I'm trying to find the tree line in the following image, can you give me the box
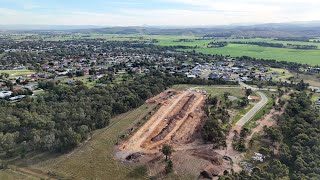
[207,41,228,48]
[231,41,318,49]
[0,71,236,158]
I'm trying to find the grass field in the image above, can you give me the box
[153,37,320,65]
[0,169,38,180]
[294,73,320,87]
[191,44,320,65]
[172,84,246,98]
[56,75,97,88]
[11,103,158,180]
[266,68,293,80]
[220,38,320,48]
[0,69,35,78]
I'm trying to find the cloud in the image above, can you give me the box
[0,0,319,26]
[0,8,18,16]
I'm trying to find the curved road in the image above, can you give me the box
[215,82,269,173]
[236,91,268,126]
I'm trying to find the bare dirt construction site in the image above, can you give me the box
[115,89,231,178]
[116,89,206,158]
[114,89,277,179]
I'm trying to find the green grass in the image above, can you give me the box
[56,75,97,88]
[220,38,320,48]
[0,169,38,180]
[156,39,208,47]
[0,69,35,78]
[154,36,320,65]
[293,73,320,87]
[244,92,275,129]
[311,95,319,102]
[172,84,246,98]
[266,68,294,81]
[190,44,320,65]
[33,90,45,95]
[21,103,158,180]
[232,104,255,125]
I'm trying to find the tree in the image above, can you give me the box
[264,160,289,179]
[162,144,172,160]
[5,80,13,90]
[207,95,218,106]
[245,88,253,97]
[0,73,9,79]
[76,70,85,77]
[223,92,231,101]
[165,160,173,174]
[237,97,249,107]
[201,116,226,147]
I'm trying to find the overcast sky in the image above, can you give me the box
[0,0,319,26]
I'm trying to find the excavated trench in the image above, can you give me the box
[151,94,196,142]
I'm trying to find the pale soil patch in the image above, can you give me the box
[212,104,284,175]
[117,90,207,159]
[246,109,280,141]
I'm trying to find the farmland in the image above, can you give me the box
[79,34,320,65]
[154,37,320,65]
[191,44,320,65]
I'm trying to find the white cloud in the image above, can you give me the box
[0,0,319,26]
[0,8,18,16]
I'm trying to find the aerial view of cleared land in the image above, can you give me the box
[1,29,320,179]
[1,0,320,179]
[1,28,320,179]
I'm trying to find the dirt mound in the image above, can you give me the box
[192,149,223,165]
[172,104,206,144]
[117,90,207,160]
[200,166,220,179]
[146,90,177,104]
[151,94,197,142]
[125,152,143,162]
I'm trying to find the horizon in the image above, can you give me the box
[1,0,320,26]
[1,20,320,31]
